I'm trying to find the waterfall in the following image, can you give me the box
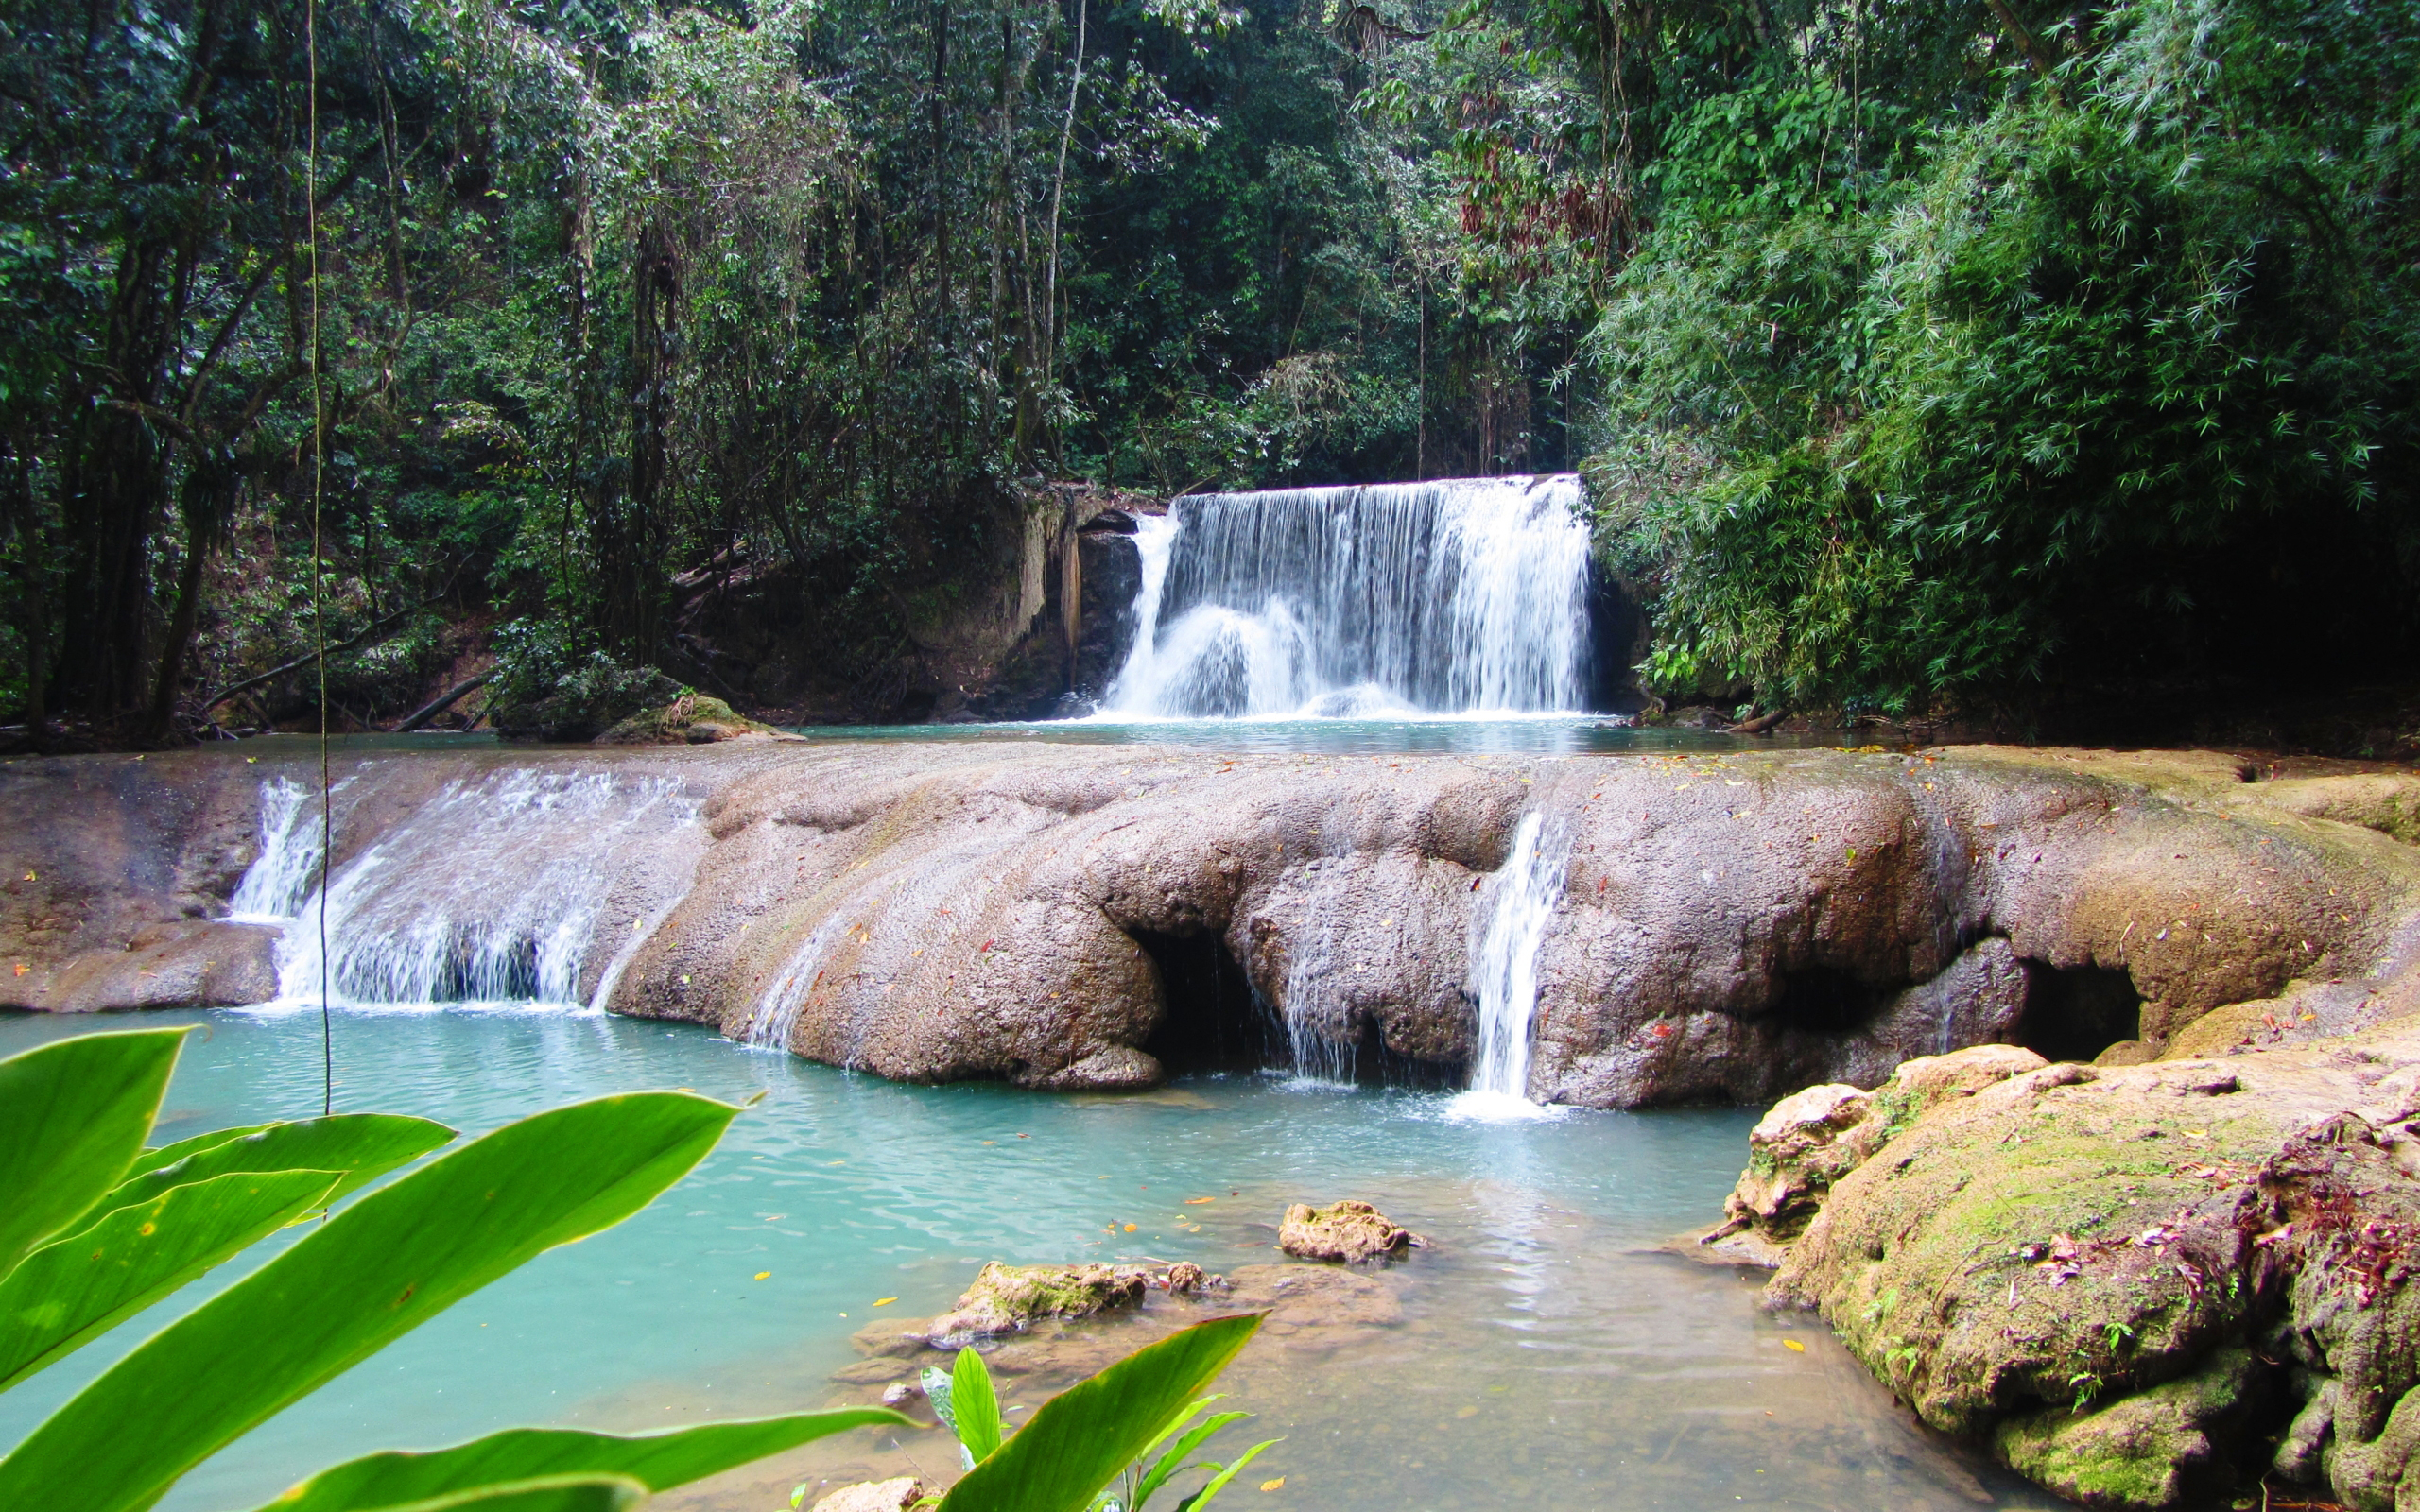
[268,769,699,1009]
[1101,475,1594,718]
[1455,813,1569,1116]
[226,777,330,922]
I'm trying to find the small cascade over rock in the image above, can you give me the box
[1454,812,1569,1116]
[1103,475,1595,718]
[237,768,700,1009]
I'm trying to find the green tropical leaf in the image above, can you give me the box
[376,1473,649,1512]
[113,1125,277,1189]
[1170,1438,1277,1512]
[0,1091,742,1512]
[252,1409,910,1512]
[0,1029,189,1276]
[1130,1410,1248,1509]
[99,1114,456,1212]
[951,1347,1004,1464]
[0,1168,340,1392]
[936,1314,1266,1512]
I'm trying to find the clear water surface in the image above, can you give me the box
[0,1008,2048,1512]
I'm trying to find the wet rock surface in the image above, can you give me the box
[807,1478,926,1512]
[1711,1029,2420,1510]
[7,740,2419,1110]
[924,1261,1151,1347]
[1279,1200,1423,1263]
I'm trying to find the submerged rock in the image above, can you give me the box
[810,1479,927,1512]
[925,1262,1149,1347]
[1715,1026,2420,1511]
[1279,1200,1422,1263]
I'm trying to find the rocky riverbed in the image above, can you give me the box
[7,741,2420,1108]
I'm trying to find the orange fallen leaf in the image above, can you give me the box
[1259,1479,1285,1493]
[1123,1223,1138,1232]
[1184,1196,1216,1205]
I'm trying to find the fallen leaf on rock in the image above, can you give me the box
[1784,1339,1806,1352]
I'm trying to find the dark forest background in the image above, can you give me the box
[1,0,2412,742]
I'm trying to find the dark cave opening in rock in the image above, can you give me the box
[1771,965,1894,1033]
[2016,961,2143,1063]
[1133,928,1281,1074]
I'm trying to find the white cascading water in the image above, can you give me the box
[225,776,329,921]
[1102,475,1594,718]
[1454,812,1569,1117]
[231,769,698,1009]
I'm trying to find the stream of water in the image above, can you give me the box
[0,1009,2052,1512]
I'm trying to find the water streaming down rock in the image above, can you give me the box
[225,777,329,922]
[1103,475,1595,717]
[254,769,700,1008]
[1280,853,1362,1084]
[1458,812,1569,1113]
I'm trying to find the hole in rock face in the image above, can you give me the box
[1133,929,1278,1074]
[2016,962,2142,1063]
[1770,966,1893,1033]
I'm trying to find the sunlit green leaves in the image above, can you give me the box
[938,1314,1265,1512]
[0,1168,340,1392]
[0,1030,189,1276]
[0,1091,740,1512]
[253,1410,909,1512]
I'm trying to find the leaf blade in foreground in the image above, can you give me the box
[0,1091,740,1512]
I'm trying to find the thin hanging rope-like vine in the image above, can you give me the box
[306,0,332,1119]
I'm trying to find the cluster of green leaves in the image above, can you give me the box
[0,1025,1284,1512]
[1559,0,2420,710]
[0,1027,905,1510]
[919,1331,1276,1512]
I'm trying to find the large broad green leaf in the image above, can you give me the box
[951,1347,1004,1464]
[378,1474,648,1512]
[0,1029,189,1276]
[98,1114,456,1212]
[0,1168,341,1392]
[114,1124,278,1188]
[937,1314,1266,1512]
[251,1409,910,1512]
[0,1091,742,1512]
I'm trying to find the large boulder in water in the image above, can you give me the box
[925,1262,1150,1348]
[1710,1022,2420,1511]
[1279,1200,1422,1263]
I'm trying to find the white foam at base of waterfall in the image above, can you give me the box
[1099,475,1594,719]
[1446,811,1570,1122]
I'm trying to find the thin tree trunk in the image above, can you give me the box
[1042,0,1087,408]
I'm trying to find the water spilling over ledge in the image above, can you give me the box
[6,741,2408,1112]
[1102,475,1598,719]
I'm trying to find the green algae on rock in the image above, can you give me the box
[1717,1031,2420,1510]
[925,1262,1151,1348]
[1278,1200,1423,1264]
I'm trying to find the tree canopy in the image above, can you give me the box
[0,0,2411,738]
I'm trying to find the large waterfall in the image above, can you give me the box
[1102,475,1595,718]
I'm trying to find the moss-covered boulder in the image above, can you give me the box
[595,692,787,745]
[1722,1026,2420,1511]
[1278,1199,1422,1263]
[924,1262,1148,1348]
[1994,1349,2263,1509]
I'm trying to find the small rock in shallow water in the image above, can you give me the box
[925,1261,1149,1347]
[811,1479,927,1512]
[1277,1200,1422,1263]
[880,1381,918,1406]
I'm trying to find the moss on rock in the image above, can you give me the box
[1994,1349,2259,1510]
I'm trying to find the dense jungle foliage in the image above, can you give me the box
[0,0,2411,737]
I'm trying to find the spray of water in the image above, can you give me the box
[1104,476,1593,718]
